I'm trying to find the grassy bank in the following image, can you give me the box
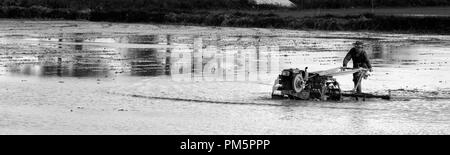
[161,11,450,34]
[1,0,450,34]
[242,7,450,18]
[290,0,450,9]
[0,0,259,10]
[1,6,449,34]
[2,0,450,10]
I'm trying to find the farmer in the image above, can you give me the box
[343,41,373,93]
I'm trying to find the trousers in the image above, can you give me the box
[353,72,362,93]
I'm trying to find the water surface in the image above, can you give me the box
[0,20,449,134]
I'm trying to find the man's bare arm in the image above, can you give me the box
[363,52,372,69]
[343,49,353,67]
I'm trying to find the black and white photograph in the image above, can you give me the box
[0,0,449,139]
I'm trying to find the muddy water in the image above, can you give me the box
[0,20,449,134]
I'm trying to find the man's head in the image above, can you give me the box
[353,41,364,49]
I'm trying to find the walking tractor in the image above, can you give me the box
[271,67,390,101]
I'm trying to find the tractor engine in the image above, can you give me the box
[274,68,342,101]
[277,68,306,92]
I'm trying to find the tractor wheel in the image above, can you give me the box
[332,82,342,101]
[320,84,329,101]
[292,74,305,93]
[323,82,342,101]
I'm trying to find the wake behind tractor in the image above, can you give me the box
[272,67,390,101]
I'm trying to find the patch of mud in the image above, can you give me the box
[2,20,450,102]
[388,89,450,100]
[109,77,276,106]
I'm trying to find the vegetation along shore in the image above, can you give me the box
[1,0,450,34]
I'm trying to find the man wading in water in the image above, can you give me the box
[343,41,373,93]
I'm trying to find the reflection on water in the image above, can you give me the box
[1,33,450,88]
[125,48,166,76]
[2,20,450,135]
[1,30,450,134]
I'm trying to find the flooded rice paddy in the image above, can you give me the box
[0,20,449,134]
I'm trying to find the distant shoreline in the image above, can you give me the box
[212,6,450,18]
[1,6,449,34]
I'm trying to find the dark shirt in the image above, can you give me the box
[343,47,372,69]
